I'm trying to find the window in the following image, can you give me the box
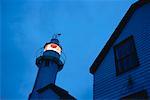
[114,36,139,75]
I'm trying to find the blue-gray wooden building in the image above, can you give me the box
[90,0,150,99]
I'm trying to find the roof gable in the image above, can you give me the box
[90,0,150,74]
[37,83,76,99]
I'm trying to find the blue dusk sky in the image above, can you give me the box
[1,0,137,99]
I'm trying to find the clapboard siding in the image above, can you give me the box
[94,3,150,99]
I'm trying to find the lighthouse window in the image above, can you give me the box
[44,43,62,55]
[114,36,139,75]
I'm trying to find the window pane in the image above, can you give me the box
[118,60,124,73]
[131,53,138,67]
[116,47,123,58]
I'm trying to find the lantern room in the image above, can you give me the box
[35,33,65,70]
[44,34,62,55]
[44,42,62,55]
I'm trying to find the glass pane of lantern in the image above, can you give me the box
[44,43,62,54]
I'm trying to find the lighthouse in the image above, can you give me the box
[29,34,76,100]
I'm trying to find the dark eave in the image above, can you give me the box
[90,0,150,74]
[37,83,76,100]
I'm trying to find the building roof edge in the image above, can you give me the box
[89,0,150,74]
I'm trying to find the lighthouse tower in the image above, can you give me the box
[29,34,75,100]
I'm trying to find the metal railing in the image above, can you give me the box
[35,47,66,65]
